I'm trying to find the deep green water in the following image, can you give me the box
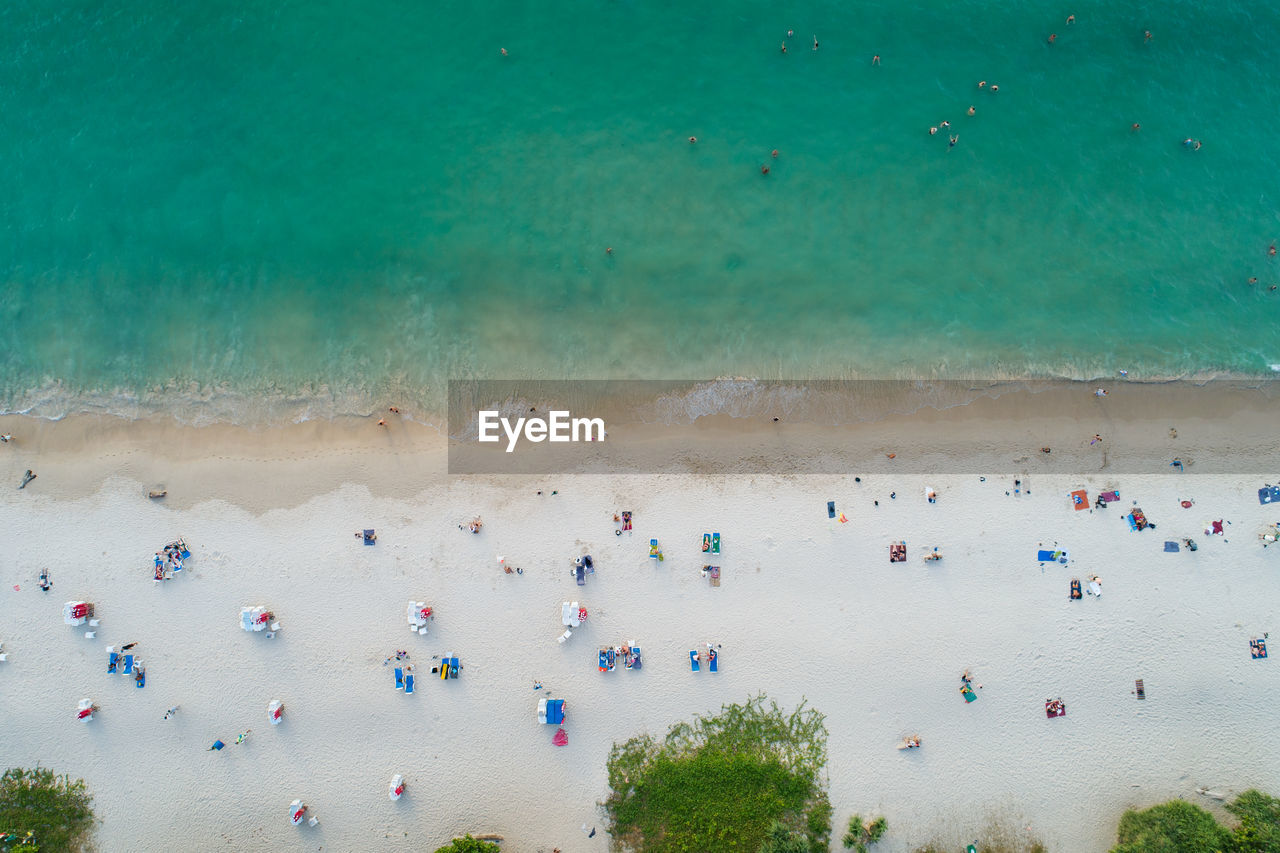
[3,1,1279,422]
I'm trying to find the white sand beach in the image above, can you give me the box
[2,393,1279,851]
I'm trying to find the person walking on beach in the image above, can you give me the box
[163,706,179,720]
[1091,434,1102,445]
[0,434,11,443]
[18,470,35,489]
[236,729,252,744]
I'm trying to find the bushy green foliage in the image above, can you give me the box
[758,820,812,853]
[432,835,501,853]
[843,814,887,851]
[1111,799,1233,853]
[0,767,95,853]
[1226,790,1280,853]
[604,695,830,853]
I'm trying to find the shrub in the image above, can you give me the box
[1226,790,1280,853]
[0,767,96,853]
[1111,799,1232,853]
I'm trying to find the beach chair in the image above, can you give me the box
[1251,639,1268,659]
[447,656,460,679]
[711,532,721,554]
[404,673,414,694]
[708,565,721,587]
[1135,679,1145,699]
[689,650,700,672]
[1070,489,1088,510]
[708,650,718,673]
[123,654,134,674]
[134,663,145,688]
[107,650,119,673]
[1070,579,1082,600]
[394,667,404,689]
[701,533,711,552]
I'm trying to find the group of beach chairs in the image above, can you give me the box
[106,646,145,688]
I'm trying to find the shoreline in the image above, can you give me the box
[3,380,1279,512]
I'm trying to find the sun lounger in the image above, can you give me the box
[135,662,145,688]
[690,649,700,671]
[575,564,585,584]
[711,532,721,554]
[540,697,565,725]
[828,500,836,519]
[1135,679,1145,699]
[1070,489,1088,510]
[1164,540,1180,552]
[1037,549,1068,564]
[598,649,608,671]
[558,629,572,643]
[1259,486,1280,505]
[708,650,718,673]
[123,654,134,674]
[447,656,460,679]
[1045,698,1066,718]
[606,648,616,671]
[701,533,711,552]
[394,667,404,689]
[404,673,414,693]
[1070,579,1082,600]
[108,651,119,673]
[1252,639,1268,659]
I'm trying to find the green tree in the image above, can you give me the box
[1111,799,1232,853]
[432,835,501,853]
[0,767,95,853]
[604,694,831,853]
[1226,789,1280,853]
[844,814,887,851]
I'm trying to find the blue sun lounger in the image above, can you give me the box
[394,667,404,689]
[441,656,459,679]
[107,650,119,673]
[123,654,134,674]
[542,698,565,725]
[690,650,700,671]
[135,664,145,688]
[708,650,718,673]
[404,673,415,693]
[598,649,608,671]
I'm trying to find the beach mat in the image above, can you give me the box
[827,500,836,519]
[1164,541,1180,552]
[1260,486,1280,505]
[1070,489,1088,510]
[1135,679,1145,699]
[1037,549,1068,564]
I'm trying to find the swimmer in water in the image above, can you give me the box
[949,135,958,148]
[813,35,819,50]
[689,136,697,144]
[1067,14,1075,24]
[1144,30,1152,42]
[761,164,769,175]
[780,42,786,53]
[1131,123,1140,131]
[771,149,778,158]
[872,55,880,65]
[940,120,950,129]
[967,106,975,116]
[978,80,987,88]
[787,29,794,38]
[929,126,938,135]
[1048,33,1056,44]
[990,84,999,93]
[1270,244,1277,256]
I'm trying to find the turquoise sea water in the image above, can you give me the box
[3,1,1280,422]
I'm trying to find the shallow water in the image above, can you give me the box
[3,1,1280,422]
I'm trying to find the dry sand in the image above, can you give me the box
[1,387,1279,851]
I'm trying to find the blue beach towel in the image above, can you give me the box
[107,651,119,673]
[1037,550,1068,564]
[827,501,836,519]
[123,654,134,674]
[1259,486,1280,505]
[708,651,718,673]
[690,650,700,672]
[404,673,414,693]
[394,667,404,689]
[1164,541,1180,552]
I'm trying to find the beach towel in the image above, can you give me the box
[395,667,404,689]
[107,651,119,673]
[1252,639,1268,659]
[650,539,661,559]
[1099,490,1120,502]
[1211,520,1224,535]
[606,648,615,671]
[1259,486,1280,505]
[210,740,225,751]
[1164,541,1180,552]
[690,650,700,672]
[827,500,836,519]
[599,649,609,671]
[709,565,721,587]
[1071,489,1088,510]
[622,511,632,530]
[1070,579,1082,600]
[712,532,721,554]
[961,684,976,702]
[1045,699,1066,718]
[1037,549,1068,564]
[1135,679,1145,699]
[404,673,414,693]
[363,529,376,545]
[890,543,907,563]
[630,645,642,670]
[553,727,568,747]
[123,654,134,674]
[701,533,711,552]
